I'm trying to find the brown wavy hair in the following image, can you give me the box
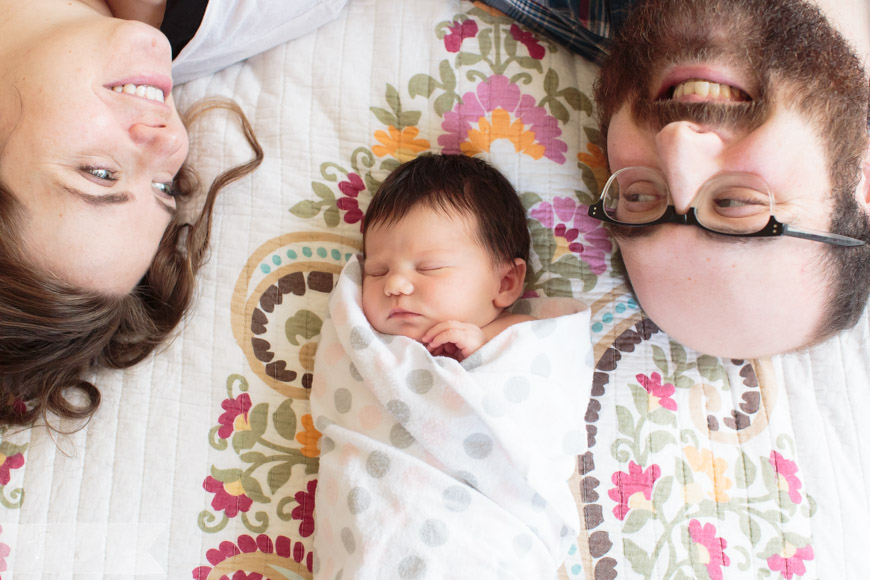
[0,98,263,427]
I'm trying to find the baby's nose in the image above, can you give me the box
[384,274,413,296]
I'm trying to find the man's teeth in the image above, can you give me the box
[111,83,165,103]
[672,80,749,101]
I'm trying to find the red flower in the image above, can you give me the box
[768,543,814,579]
[0,453,24,486]
[203,475,253,518]
[608,461,661,520]
[193,534,313,579]
[637,372,678,411]
[688,520,730,580]
[291,479,317,537]
[217,393,253,440]
[509,24,545,59]
[444,18,479,53]
[0,524,10,576]
[336,173,365,225]
[769,451,803,504]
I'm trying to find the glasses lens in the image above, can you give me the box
[696,173,772,234]
[602,167,668,224]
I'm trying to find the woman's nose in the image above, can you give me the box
[655,121,725,214]
[384,273,413,296]
[129,122,188,159]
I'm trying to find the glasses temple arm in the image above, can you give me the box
[782,224,866,247]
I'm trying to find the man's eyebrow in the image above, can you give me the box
[59,183,176,217]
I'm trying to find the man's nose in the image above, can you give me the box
[655,121,725,214]
[384,273,413,296]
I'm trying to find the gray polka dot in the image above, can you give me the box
[420,519,449,547]
[366,451,391,479]
[347,487,371,514]
[387,400,411,423]
[531,493,547,510]
[513,533,533,556]
[350,326,373,350]
[319,436,335,456]
[334,388,352,413]
[390,424,415,449]
[349,362,363,381]
[442,485,471,512]
[482,393,507,417]
[341,527,356,554]
[406,369,434,394]
[532,318,557,338]
[314,416,334,432]
[512,299,532,315]
[455,471,479,489]
[560,524,575,538]
[503,376,530,403]
[463,433,493,459]
[345,260,362,281]
[398,555,426,580]
[461,351,482,370]
[530,353,551,377]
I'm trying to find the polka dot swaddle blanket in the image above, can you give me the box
[310,257,593,579]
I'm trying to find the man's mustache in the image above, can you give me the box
[631,98,769,134]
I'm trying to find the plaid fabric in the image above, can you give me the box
[478,0,635,64]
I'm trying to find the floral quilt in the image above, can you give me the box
[1,1,868,579]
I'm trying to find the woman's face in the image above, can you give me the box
[0,7,189,294]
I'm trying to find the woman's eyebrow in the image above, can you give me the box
[59,182,176,216]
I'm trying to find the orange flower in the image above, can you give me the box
[296,414,322,458]
[683,446,733,502]
[461,108,545,159]
[578,143,610,193]
[472,1,505,16]
[372,126,430,162]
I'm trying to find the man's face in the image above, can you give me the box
[596,0,868,358]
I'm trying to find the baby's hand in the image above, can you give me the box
[421,321,485,362]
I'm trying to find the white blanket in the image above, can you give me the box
[310,257,593,580]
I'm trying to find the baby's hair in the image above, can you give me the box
[362,154,530,266]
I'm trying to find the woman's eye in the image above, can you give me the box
[153,181,177,197]
[81,166,117,182]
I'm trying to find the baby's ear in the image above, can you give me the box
[494,258,527,308]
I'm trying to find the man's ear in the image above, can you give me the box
[494,258,527,308]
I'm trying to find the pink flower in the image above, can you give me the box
[217,393,253,440]
[688,520,730,580]
[292,479,317,537]
[438,75,567,163]
[768,544,814,579]
[444,19,478,53]
[336,173,366,225]
[529,196,612,274]
[608,461,661,520]
[203,475,253,518]
[769,451,803,504]
[636,372,678,411]
[509,24,545,59]
[0,453,24,486]
[0,524,10,575]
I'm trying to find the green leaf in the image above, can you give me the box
[543,68,559,96]
[583,126,602,148]
[249,402,269,437]
[370,106,398,128]
[652,475,673,513]
[616,405,635,438]
[734,449,757,488]
[519,191,543,211]
[648,406,677,426]
[542,276,573,297]
[622,538,654,575]
[629,383,650,418]
[514,56,543,73]
[211,466,243,483]
[267,461,295,495]
[438,59,456,91]
[241,473,268,503]
[529,220,555,263]
[397,110,422,128]
[696,354,727,383]
[311,181,336,202]
[503,32,517,57]
[273,398,298,441]
[579,164,599,198]
[289,199,322,219]
[652,345,669,376]
[478,28,493,57]
[548,254,582,279]
[456,52,484,67]
[240,451,266,465]
[324,206,340,228]
[669,341,688,373]
[548,98,570,125]
[232,430,258,453]
[434,92,458,117]
[674,458,693,485]
[648,430,676,453]
[285,310,323,346]
[561,87,594,116]
[408,74,438,99]
[385,84,400,114]
[622,508,652,534]
[0,440,27,457]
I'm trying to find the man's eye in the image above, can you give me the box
[81,166,117,182]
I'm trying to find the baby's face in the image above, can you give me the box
[362,205,507,341]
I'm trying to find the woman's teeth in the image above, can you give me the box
[672,79,749,101]
[111,83,166,103]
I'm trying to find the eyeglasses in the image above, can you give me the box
[587,166,865,247]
